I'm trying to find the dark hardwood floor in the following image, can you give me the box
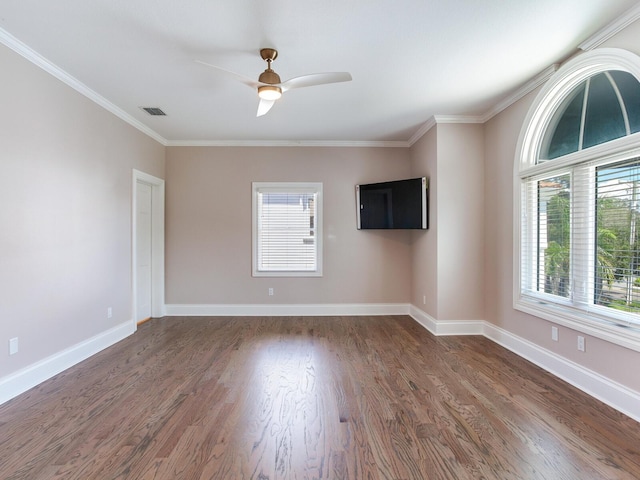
[1,316,639,479]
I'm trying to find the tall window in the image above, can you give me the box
[252,182,322,277]
[517,49,640,349]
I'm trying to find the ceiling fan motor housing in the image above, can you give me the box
[258,69,281,85]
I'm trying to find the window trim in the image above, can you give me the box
[251,181,323,278]
[514,48,640,352]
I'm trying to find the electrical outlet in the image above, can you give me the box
[423,295,426,305]
[9,337,18,355]
[268,288,274,296]
[577,335,585,352]
[107,307,113,319]
[551,326,558,342]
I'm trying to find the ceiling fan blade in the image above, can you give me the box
[195,60,260,89]
[257,98,276,117]
[280,72,352,92]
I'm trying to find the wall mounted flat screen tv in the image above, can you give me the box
[356,177,428,229]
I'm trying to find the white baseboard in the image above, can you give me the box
[409,305,640,423]
[482,322,640,424]
[164,303,411,317]
[0,321,135,406]
[409,305,485,335]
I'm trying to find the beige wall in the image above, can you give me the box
[0,44,165,379]
[165,146,413,305]
[409,124,485,321]
[435,123,485,320]
[483,90,534,334]
[482,34,640,391]
[409,128,438,316]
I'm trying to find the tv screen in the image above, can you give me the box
[356,177,428,229]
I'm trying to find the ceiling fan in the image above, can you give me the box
[197,48,352,117]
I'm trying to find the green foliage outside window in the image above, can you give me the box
[543,183,640,312]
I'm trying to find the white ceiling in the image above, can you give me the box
[1,0,639,145]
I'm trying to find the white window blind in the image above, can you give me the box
[521,157,640,329]
[593,158,640,317]
[521,173,572,302]
[252,182,322,277]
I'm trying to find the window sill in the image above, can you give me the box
[514,296,640,353]
[252,270,323,278]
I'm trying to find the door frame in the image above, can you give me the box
[132,169,165,327]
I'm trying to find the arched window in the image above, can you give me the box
[516,49,640,350]
[541,71,640,160]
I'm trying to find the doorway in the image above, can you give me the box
[132,170,165,326]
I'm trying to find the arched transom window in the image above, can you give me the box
[516,49,640,350]
[541,71,640,160]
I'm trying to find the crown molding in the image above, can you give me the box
[165,139,409,148]
[579,3,640,51]
[0,27,168,146]
[408,115,485,147]
[408,64,559,146]
[481,64,559,122]
[433,114,485,124]
[407,114,484,147]
[407,117,437,146]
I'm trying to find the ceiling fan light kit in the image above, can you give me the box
[258,85,282,100]
[198,47,352,116]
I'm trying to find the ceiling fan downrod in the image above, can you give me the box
[259,48,281,85]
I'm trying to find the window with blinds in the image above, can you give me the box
[595,159,640,315]
[518,61,640,338]
[252,182,322,277]
[522,159,640,327]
